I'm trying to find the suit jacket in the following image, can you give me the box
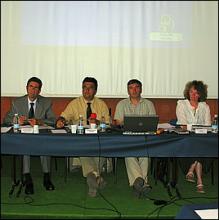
[3,95,56,126]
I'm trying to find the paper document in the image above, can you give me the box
[158,123,175,129]
[20,125,54,130]
[1,127,12,133]
[39,125,55,130]
[195,209,218,219]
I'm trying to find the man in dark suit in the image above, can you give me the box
[3,77,56,194]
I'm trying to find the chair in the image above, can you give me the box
[105,158,117,183]
[204,158,216,185]
[52,156,70,183]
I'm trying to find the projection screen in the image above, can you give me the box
[1,1,218,98]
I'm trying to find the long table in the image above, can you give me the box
[2,131,218,196]
[1,132,218,157]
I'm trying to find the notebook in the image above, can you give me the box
[123,115,159,134]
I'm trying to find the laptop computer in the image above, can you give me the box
[123,115,159,134]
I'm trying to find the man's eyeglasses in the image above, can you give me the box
[82,86,95,91]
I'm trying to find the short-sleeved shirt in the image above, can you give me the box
[176,99,211,125]
[114,97,156,124]
[61,96,109,125]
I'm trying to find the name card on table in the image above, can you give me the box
[21,127,34,133]
[194,128,208,134]
[85,129,98,134]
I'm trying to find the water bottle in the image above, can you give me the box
[99,116,106,132]
[212,114,218,133]
[77,115,84,134]
[13,113,20,133]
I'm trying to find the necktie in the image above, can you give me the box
[28,103,35,119]
[86,103,92,125]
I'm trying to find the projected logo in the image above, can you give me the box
[150,15,183,42]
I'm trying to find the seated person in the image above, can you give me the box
[3,77,56,194]
[114,79,155,198]
[176,80,212,193]
[56,77,110,197]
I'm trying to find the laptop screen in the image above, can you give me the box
[123,115,159,132]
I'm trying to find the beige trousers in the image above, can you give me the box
[70,157,81,167]
[125,157,150,186]
[80,157,106,177]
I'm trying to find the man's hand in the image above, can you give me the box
[18,115,28,125]
[56,118,65,128]
[28,118,37,126]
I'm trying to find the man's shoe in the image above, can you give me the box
[24,173,34,195]
[97,176,107,189]
[133,177,151,198]
[43,173,55,191]
[133,177,144,190]
[141,184,152,198]
[25,182,34,194]
[133,177,144,198]
[87,172,98,197]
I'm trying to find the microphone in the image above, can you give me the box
[12,102,20,117]
[109,108,114,126]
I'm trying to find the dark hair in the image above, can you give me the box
[26,77,42,90]
[127,79,142,88]
[82,77,98,90]
[183,80,208,102]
